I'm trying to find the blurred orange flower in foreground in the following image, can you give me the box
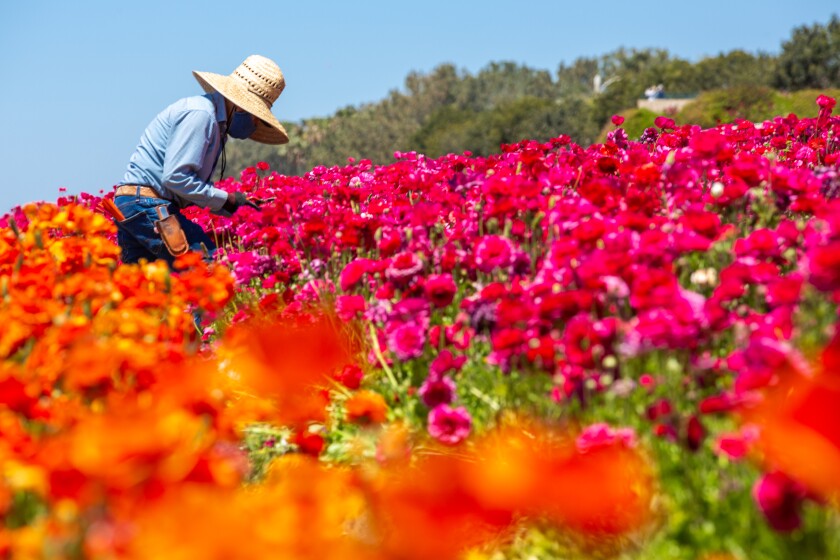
[368,421,655,560]
[221,312,352,427]
[115,455,374,560]
[744,338,840,504]
[345,390,389,425]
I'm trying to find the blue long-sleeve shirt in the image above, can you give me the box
[121,91,230,211]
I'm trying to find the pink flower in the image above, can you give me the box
[336,294,366,321]
[714,427,758,460]
[429,350,467,377]
[227,251,276,284]
[386,321,426,361]
[427,404,471,445]
[611,115,625,126]
[474,235,513,273]
[753,472,808,532]
[385,251,424,287]
[654,116,675,130]
[418,374,456,408]
[339,259,371,292]
[576,423,637,453]
[816,94,836,111]
[424,273,457,308]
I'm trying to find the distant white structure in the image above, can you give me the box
[639,83,694,111]
[593,74,620,94]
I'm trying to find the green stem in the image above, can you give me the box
[369,324,399,392]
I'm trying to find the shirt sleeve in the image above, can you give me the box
[162,110,229,211]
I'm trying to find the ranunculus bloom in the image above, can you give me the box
[345,390,389,425]
[339,258,371,292]
[474,235,513,273]
[429,350,467,377]
[418,374,456,408]
[816,94,836,110]
[654,116,675,130]
[386,321,426,361]
[576,423,637,453]
[385,251,424,287]
[753,471,807,532]
[611,115,625,126]
[335,294,366,321]
[424,273,457,308]
[427,404,471,445]
[333,364,364,390]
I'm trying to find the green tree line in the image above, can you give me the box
[222,15,840,178]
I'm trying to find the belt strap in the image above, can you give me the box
[115,185,164,199]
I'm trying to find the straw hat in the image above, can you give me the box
[193,55,289,145]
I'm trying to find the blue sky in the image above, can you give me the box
[0,0,837,212]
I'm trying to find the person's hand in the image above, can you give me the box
[223,192,261,214]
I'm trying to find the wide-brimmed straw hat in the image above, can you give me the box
[193,55,289,145]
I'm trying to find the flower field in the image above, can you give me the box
[1,95,840,559]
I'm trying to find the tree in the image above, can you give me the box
[694,50,775,90]
[774,15,840,90]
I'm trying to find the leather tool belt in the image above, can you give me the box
[115,185,164,198]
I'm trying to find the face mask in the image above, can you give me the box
[228,110,257,139]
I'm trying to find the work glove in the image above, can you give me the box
[222,192,261,215]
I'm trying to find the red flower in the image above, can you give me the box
[292,430,325,457]
[685,415,705,452]
[654,116,675,130]
[424,274,457,308]
[333,364,364,390]
[339,258,370,292]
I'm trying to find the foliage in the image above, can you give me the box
[677,87,840,128]
[677,86,777,128]
[774,15,840,90]
[414,95,598,157]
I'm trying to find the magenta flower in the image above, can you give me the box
[386,321,426,361]
[816,94,836,110]
[753,471,808,532]
[418,374,457,408]
[474,235,513,273]
[226,250,276,285]
[427,404,471,445]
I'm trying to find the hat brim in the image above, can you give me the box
[193,71,289,145]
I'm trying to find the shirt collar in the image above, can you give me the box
[208,91,227,124]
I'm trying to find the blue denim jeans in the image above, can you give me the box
[114,195,216,266]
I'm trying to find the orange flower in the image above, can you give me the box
[222,313,351,426]
[366,421,655,560]
[743,369,840,503]
[345,390,389,425]
[116,457,374,560]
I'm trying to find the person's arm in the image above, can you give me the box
[161,110,229,211]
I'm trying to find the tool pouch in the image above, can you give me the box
[154,206,189,256]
